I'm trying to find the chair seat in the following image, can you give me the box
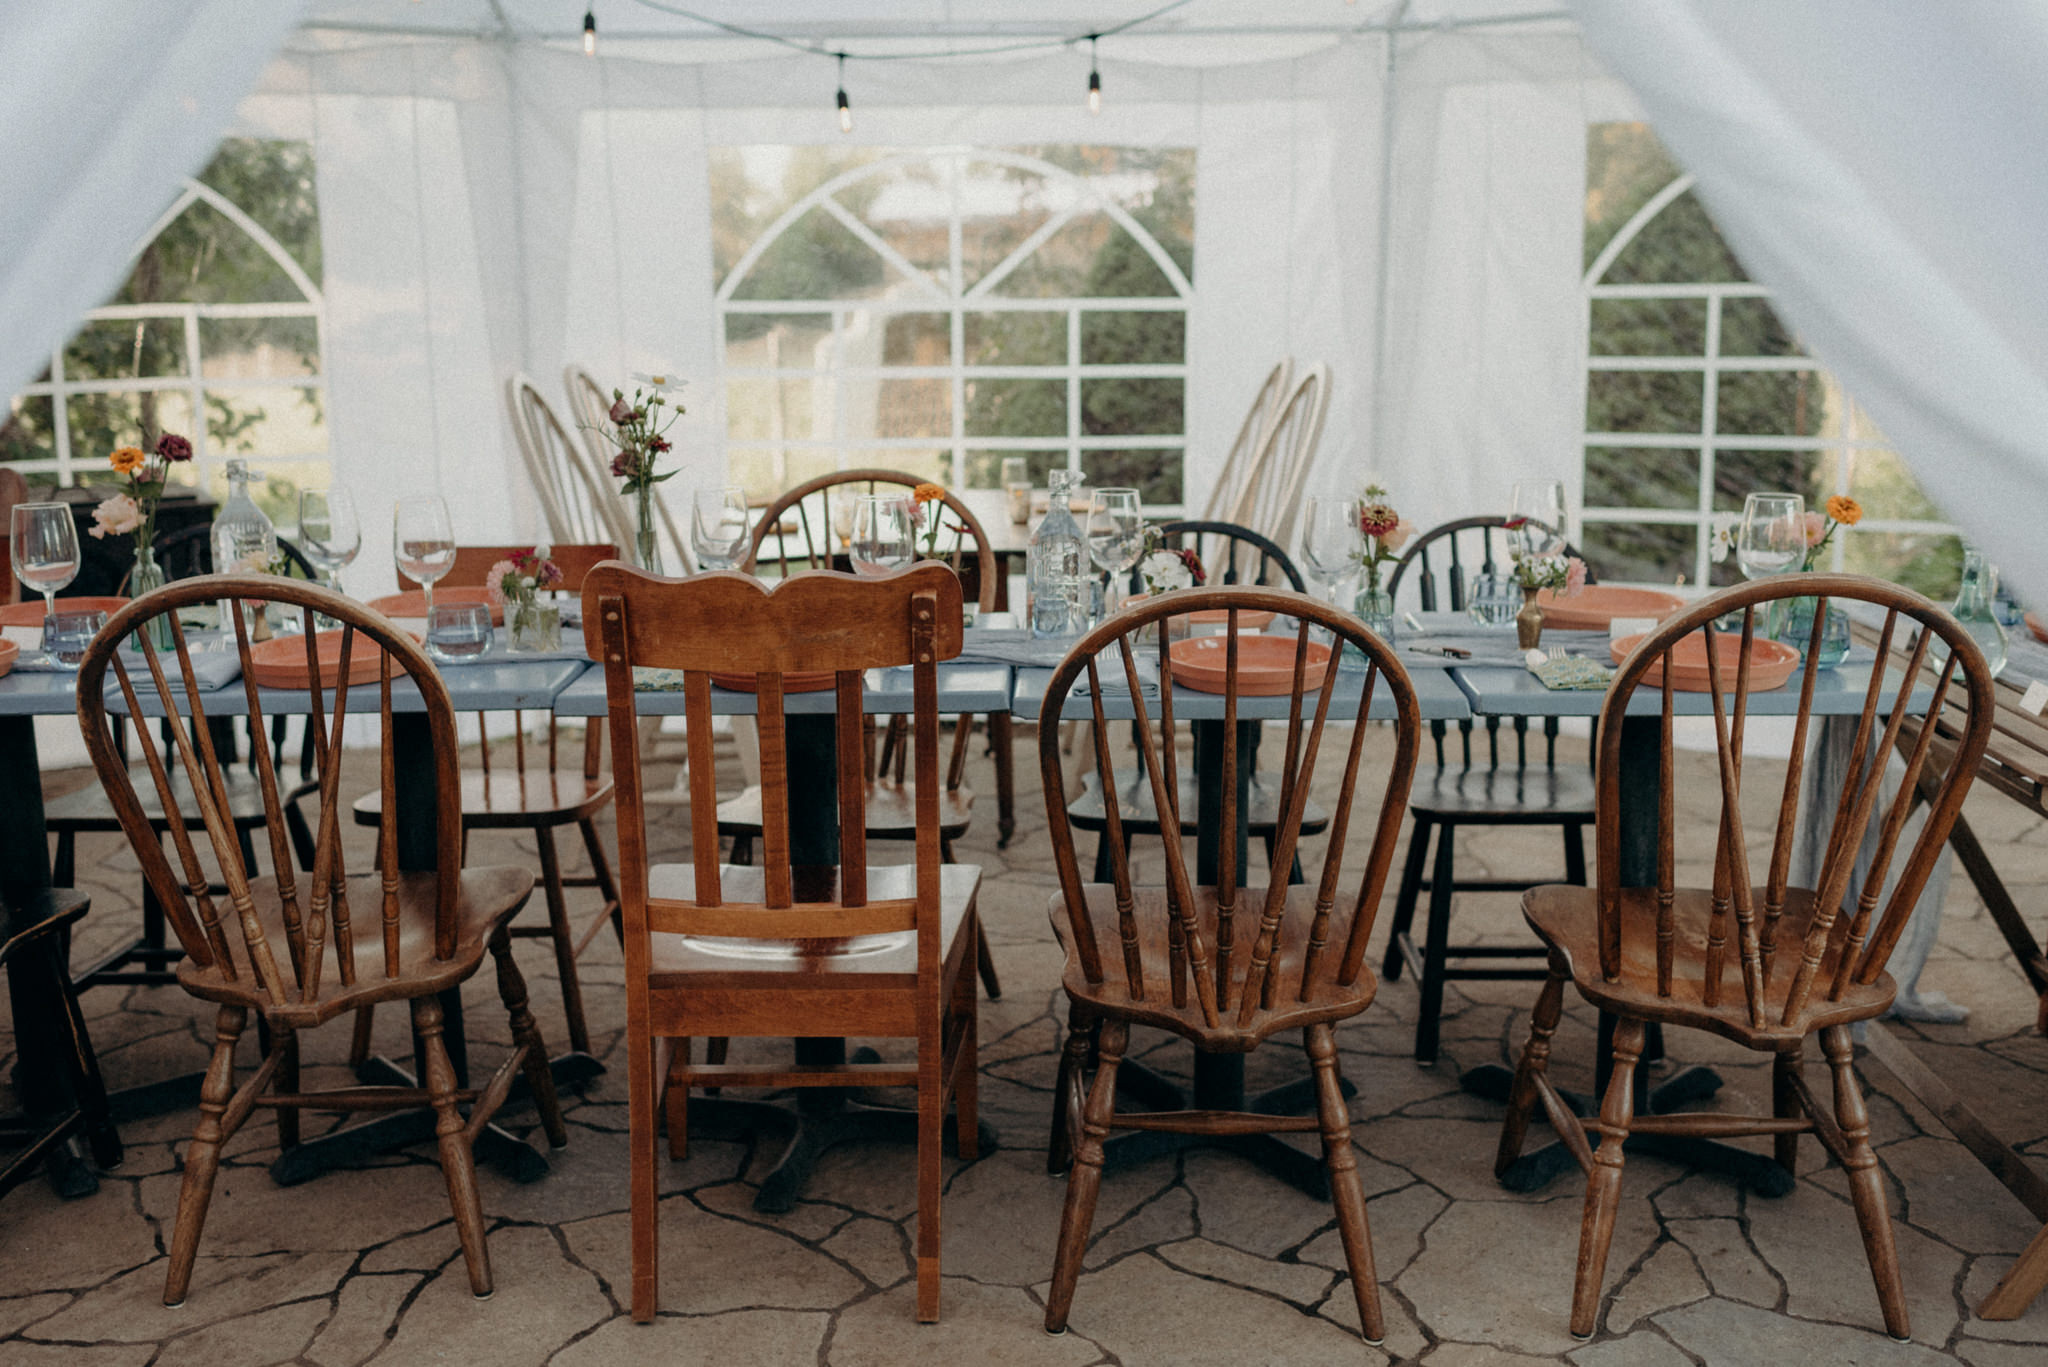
[1522,883,1897,1048]
[1050,884,1376,1051]
[1067,767,1329,837]
[354,766,614,828]
[47,767,273,832]
[175,866,536,1027]
[716,782,974,841]
[0,887,91,966]
[1408,763,1595,821]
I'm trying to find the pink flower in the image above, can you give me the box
[1564,557,1588,597]
[483,559,519,604]
[1383,519,1417,553]
[1801,510,1828,547]
[88,493,142,539]
[608,397,631,423]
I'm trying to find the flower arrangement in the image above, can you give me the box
[1800,495,1862,569]
[585,373,685,572]
[89,432,192,557]
[1508,551,1588,596]
[486,545,566,650]
[1136,527,1206,595]
[908,482,966,560]
[1354,485,1415,596]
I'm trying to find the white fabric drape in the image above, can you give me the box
[0,0,307,397]
[1571,0,2048,601]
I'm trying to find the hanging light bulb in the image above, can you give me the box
[1087,37,1102,115]
[583,7,596,56]
[836,54,853,134]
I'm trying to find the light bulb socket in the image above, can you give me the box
[1087,67,1102,114]
[835,54,852,133]
[582,8,595,56]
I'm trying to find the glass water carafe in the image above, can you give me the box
[213,459,278,638]
[1951,548,2008,679]
[1027,469,1087,639]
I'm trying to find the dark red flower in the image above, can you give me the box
[1175,547,1206,586]
[610,449,640,479]
[608,397,631,423]
[155,432,193,462]
[648,434,671,454]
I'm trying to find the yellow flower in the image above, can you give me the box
[1825,495,1862,526]
[109,446,145,475]
[912,482,945,504]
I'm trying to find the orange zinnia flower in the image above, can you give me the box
[1825,495,1863,526]
[109,446,145,475]
[912,482,945,504]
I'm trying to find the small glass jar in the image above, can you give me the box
[509,600,562,653]
[1774,594,1851,669]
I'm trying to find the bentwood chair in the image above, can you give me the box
[348,544,622,1062]
[1197,359,1292,526]
[1379,514,1598,1064]
[509,373,627,549]
[1223,363,1331,551]
[1493,574,1995,1341]
[584,562,982,1324]
[1039,588,1421,1343]
[76,576,565,1305]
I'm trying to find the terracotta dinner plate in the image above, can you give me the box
[1536,585,1684,632]
[1185,607,1278,630]
[1167,634,1334,696]
[707,670,839,693]
[1610,631,1799,693]
[368,587,503,626]
[0,596,128,628]
[247,630,416,690]
[2025,610,2048,646]
[0,638,17,680]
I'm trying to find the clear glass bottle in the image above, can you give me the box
[1027,468,1087,639]
[212,459,277,575]
[1951,548,2008,679]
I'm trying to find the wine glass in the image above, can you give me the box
[1737,492,1806,579]
[1086,487,1144,617]
[1299,497,1364,606]
[298,487,361,593]
[1509,480,1568,558]
[848,495,914,576]
[393,496,456,615]
[691,486,750,571]
[11,502,80,628]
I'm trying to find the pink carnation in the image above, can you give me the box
[88,493,142,539]
[1564,557,1587,597]
[483,559,519,604]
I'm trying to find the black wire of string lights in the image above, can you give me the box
[596,0,1202,126]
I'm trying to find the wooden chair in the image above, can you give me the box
[584,562,982,1323]
[509,373,628,549]
[1224,363,1330,552]
[1038,589,1421,1343]
[1493,574,1996,1341]
[1379,514,1599,1064]
[1197,359,1292,525]
[563,364,693,573]
[0,889,122,1199]
[349,543,622,1063]
[76,576,566,1305]
[0,467,29,601]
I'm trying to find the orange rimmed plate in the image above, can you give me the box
[0,595,127,628]
[1610,632,1799,693]
[1537,585,1684,632]
[2025,611,2048,646]
[368,587,503,626]
[1167,634,1334,696]
[247,630,416,690]
[707,670,838,694]
[0,638,17,679]
[1186,607,1278,630]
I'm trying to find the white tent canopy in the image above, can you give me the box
[7,0,2043,603]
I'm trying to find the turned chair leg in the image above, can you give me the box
[1570,1014,1645,1339]
[1308,1023,1384,1343]
[1822,1024,1910,1341]
[989,711,1016,848]
[275,1027,301,1150]
[415,994,492,1299]
[490,927,567,1149]
[1383,815,1431,982]
[1048,1004,1095,1174]
[578,815,624,946]
[1497,964,1567,1176]
[1045,1018,1126,1333]
[164,1005,248,1307]
[534,826,591,1055]
[1772,1046,1801,1176]
[44,938,121,1170]
[1415,821,1458,1065]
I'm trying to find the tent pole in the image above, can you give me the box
[1366,10,1407,483]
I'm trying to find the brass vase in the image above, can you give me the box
[1515,585,1545,649]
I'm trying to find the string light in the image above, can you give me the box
[835,53,852,133]
[583,6,596,56]
[1087,36,1101,114]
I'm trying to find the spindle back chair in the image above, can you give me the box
[1153,519,1305,592]
[509,373,626,549]
[1230,363,1330,550]
[76,575,564,1307]
[1494,573,1996,1340]
[1386,513,1585,615]
[563,364,692,572]
[1037,588,1421,1343]
[1198,358,1292,525]
[584,562,982,1324]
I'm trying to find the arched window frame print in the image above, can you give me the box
[1579,170,1952,588]
[9,174,326,493]
[715,146,1193,507]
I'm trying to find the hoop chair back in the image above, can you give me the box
[1595,574,1994,1033]
[1153,519,1304,593]
[1039,589,1420,1041]
[1230,363,1330,550]
[76,576,467,1008]
[587,562,963,947]
[153,525,319,583]
[564,364,693,573]
[509,373,627,549]
[744,468,998,613]
[1386,514,1588,615]
[1199,359,1292,524]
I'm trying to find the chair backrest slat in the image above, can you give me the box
[511,374,627,549]
[1231,364,1331,549]
[1388,514,1593,617]
[1155,521,1306,595]
[743,468,999,614]
[1201,359,1293,525]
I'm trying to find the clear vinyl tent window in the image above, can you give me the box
[2,139,326,527]
[712,145,1194,509]
[1579,123,1961,599]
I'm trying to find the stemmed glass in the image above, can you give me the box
[692,486,750,571]
[393,496,456,615]
[1509,480,1568,558]
[11,502,80,630]
[1737,492,1806,579]
[1299,496,1364,606]
[1086,487,1144,619]
[848,495,915,575]
[298,487,361,593]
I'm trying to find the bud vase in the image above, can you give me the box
[509,601,562,653]
[1516,586,1545,649]
[635,490,665,575]
[1772,594,1850,669]
[1353,585,1395,640]
[129,545,173,651]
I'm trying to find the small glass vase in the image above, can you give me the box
[509,601,562,653]
[1353,585,1395,640]
[1773,594,1851,669]
[634,489,666,575]
[129,544,173,651]
[1516,585,1545,650]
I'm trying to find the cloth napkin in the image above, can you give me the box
[1529,654,1615,690]
[953,628,1087,669]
